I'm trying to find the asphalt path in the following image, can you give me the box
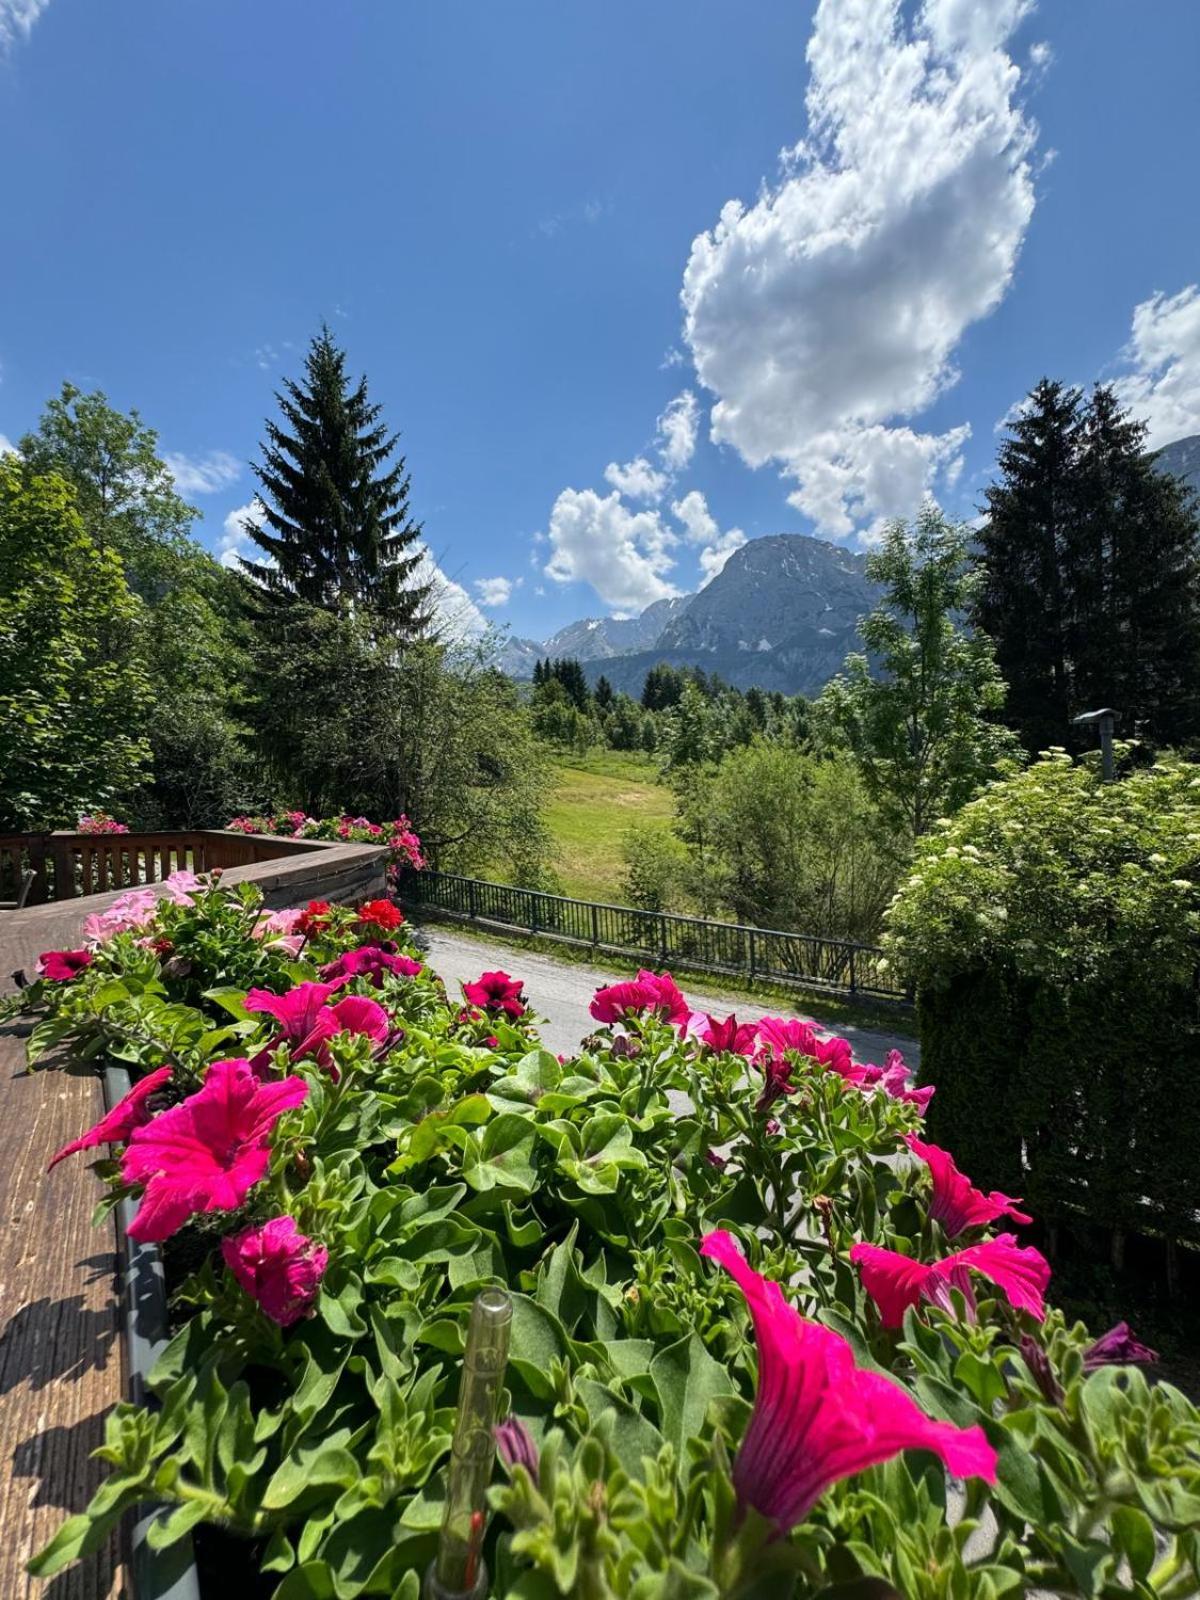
[417,922,919,1069]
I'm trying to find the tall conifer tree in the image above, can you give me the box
[975,379,1080,753]
[977,379,1200,750]
[239,327,430,638]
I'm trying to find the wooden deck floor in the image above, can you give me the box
[0,909,126,1599]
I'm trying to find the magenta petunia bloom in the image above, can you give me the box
[755,1017,853,1077]
[36,947,95,983]
[851,1234,1051,1329]
[494,1414,540,1477]
[695,1012,759,1055]
[48,1065,174,1170]
[1083,1321,1158,1371]
[755,1053,797,1114]
[120,1058,307,1242]
[589,969,690,1028]
[322,944,423,985]
[245,981,345,1044]
[462,970,527,1019]
[221,1215,328,1327]
[701,1230,996,1535]
[906,1136,1032,1236]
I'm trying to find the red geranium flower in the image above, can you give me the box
[357,898,405,933]
[295,900,333,938]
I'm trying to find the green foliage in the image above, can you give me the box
[16,881,1200,1597]
[0,458,152,828]
[620,823,689,913]
[817,510,1020,842]
[884,751,1200,1233]
[19,381,199,596]
[977,380,1200,751]
[19,383,253,828]
[239,325,431,639]
[700,744,899,943]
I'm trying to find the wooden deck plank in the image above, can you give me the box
[0,908,126,1598]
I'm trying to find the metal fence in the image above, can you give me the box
[399,869,909,1004]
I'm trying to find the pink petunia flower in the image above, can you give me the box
[321,944,422,985]
[1083,1321,1158,1371]
[694,1013,759,1055]
[81,888,160,944]
[36,947,95,983]
[701,1229,997,1534]
[161,869,203,905]
[254,908,305,940]
[851,1234,1051,1328]
[906,1135,1031,1237]
[48,1065,174,1170]
[755,1017,854,1078]
[245,981,345,1047]
[221,1215,328,1327]
[589,969,689,1028]
[462,970,527,1020]
[120,1058,307,1241]
[755,1053,797,1115]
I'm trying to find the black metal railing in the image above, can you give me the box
[398,869,909,1004]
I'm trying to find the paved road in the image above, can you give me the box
[417,922,919,1069]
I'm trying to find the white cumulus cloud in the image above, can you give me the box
[1112,285,1200,450]
[544,487,680,614]
[671,489,747,583]
[681,0,1038,540]
[219,499,266,569]
[474,576,514,608]
[0,433,16,457]
[165,450,242,495]
[0,0,51,52]
[604,456,669,502]
[656,391,699,471]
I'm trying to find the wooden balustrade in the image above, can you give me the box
[0,829,328,904]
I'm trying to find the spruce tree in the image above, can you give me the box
[239,327,430,638]
[1074,386,1200,744]
[975,379,1081,753]
[978,379,1200,751]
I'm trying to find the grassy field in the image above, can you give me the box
[542,750,674,903]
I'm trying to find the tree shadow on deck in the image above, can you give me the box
[0,1280,118,1395]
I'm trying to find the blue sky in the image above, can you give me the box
[2,0,1199,641]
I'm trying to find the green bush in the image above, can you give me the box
[885,751,1200,1239]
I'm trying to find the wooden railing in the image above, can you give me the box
[0,830,328,905]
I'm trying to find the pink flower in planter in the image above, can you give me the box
[755,1053,797,1114]
[589,969,689,1028]
[161,869,203,905]
[254,908,304,939]
[326,994,390,1047]
[906,1136,1031,1236]
[851,1234,1051,1329]
[221,1215,328,1327]
[48,1065,174,1170]
[245,981,345,1047]
[81,888,159,944]
[321,944,422,985]
[121,1058,307,1241]
[695,1013,759,1055]
[1083,1321,1158,1371]
[36,947,94,983]
[755,1017,853,1077]
[463,971,527,1020]
[701,1229,996,1535]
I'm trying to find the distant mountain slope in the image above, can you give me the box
[582,534,881,697]
[1154,434,1200,498]
[541,596,690,662]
